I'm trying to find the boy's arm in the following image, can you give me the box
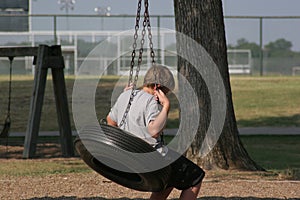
[107,115,118,127]
[148,89,170,138]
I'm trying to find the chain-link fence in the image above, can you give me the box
[0,14,300,76]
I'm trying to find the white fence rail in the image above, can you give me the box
[0,30,252,75]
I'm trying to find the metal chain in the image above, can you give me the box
[119,0,163,145]
[144,0,163,145]
[128,0,142,86]
[144,0,157,83]
[144,0,155,66]
[119,0,148,128]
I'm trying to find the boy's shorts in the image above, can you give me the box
[166,150,205,190]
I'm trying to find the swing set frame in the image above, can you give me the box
[0,45,74,158]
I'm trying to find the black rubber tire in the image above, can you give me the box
[74,124,172,192]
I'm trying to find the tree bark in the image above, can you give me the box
[173,0,264,170]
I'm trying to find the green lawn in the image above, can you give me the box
[231,76,300,127]
[0,135,299,179]
[163,135,300,171]
[0,75,299,131]
[0,158,90,177]
[240,135,300,170]
[242,135,300,180]
[1,76,299,179]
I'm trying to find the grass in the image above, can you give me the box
[0,158,91,177]
[0,135,299,179]
[240,135,300,170]
[0,75,299,132]
[163,135,300,171]
[230,76,300,127]
[0,75,299,178]
[242,135,300,180]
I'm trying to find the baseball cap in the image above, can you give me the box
[143,65,175,91]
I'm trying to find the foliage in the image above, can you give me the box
[264,38,295,57]
[265,38,292,51]
[228,38,261,57]
[228,37,300,58]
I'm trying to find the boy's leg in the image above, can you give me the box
[150,187,174,200]
[179,182,202,200]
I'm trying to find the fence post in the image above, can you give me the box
[23,45,74,158]
[157,15,161,63]
[259,17,263,76]
[54,15,58,44]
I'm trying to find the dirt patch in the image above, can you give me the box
[0,143,299,200]
[0,171,299,200]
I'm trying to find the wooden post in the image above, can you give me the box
[50,46,74,157]
[23,45,74,158]
[22,45,49,158]
[0,45,74,158]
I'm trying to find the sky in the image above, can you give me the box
[30,0,300,50]
[31,0,300,16]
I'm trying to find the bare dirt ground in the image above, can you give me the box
[0,143,299,200]
[1,169,299,200]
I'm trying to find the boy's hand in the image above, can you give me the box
[154,89,170,110]
[124,83,134,91]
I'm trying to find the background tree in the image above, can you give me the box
[264,38,294,57]
[173,0,263,170]
[228,38,261,57]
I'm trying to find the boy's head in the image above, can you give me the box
[143,65,175,93]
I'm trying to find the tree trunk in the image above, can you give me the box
[173,0,264,170]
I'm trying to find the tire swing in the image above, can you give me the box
[74,0,172,192]
[74,124,205,191]
[74,0,205,192]
[0,56,13,139]
[74,124,172,192]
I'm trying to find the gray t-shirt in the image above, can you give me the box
[108,89,162,146]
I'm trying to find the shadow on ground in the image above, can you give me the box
[26,197,299,200]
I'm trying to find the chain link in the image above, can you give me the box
[128,0,142,87]
[119,0,155,128]
[144,0,157,82]
[144,0,155,66]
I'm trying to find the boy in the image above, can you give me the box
[107,65,204,200]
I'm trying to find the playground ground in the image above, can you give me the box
[0,141,299,200]
[0,159,299,200]
[0,76,299,199]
